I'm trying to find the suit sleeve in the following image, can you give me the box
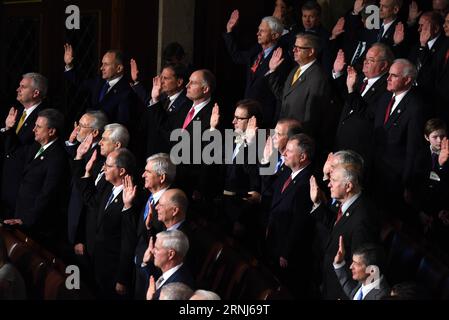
[222,32,257,66]
[334,264,358,299]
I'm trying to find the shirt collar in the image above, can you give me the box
[356,275,384,300]
[263,46,275,59]
[152,187,169,204]
[107,75,123,89]
[191,98,211,118]
[299,59,316,75]
[23,103,41,119]
[168,90,182,103]
[290,163,309,180]
[427,34,440,50]
[341,192,361,214]
[159,263,183,289]
[167,219,185,231]
[40,138,58,152]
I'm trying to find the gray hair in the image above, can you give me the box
[159,282,194,300]
[85,110,108,133]
[104,123,130,147]
[370,42,394,66]
[23,72,48,98]
[146,153,176,185]
[333,150,364,182]
[393,58,418,82]
[167,189,189,214]
[261,16,284,35]
[198,69,216,95]
[333,163,362,193]
[190,289,221,300]
[156,230,189,260]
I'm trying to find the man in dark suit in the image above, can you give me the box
[63,44,139,126]
[65,110,108,246]
[124,153,175,300]
[266,133,315,298]
[267,33,335,150]
[373,59,425,222]
[131,62,191,158]
[334,43,393,173]
[310,163,380,300]
[333,239,390,300]
[173,69,219,201]
[77,148,136,299]
[0,73,47,219]
[224,11,289,127]
[378,0,403,48]
[146,230,195,300]
[3,109,70,252]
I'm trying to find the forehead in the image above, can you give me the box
[20,77,32,86]
[389,63,402,73]
[302,9,318,16]
[295,37,307,45]
[145,160,156,171]
[162,67,175,77]
[189,71,203,82]
[366,47,380,57]
[259,21,270,31]
[275,123,288,132]
[102,130,111,139]
[80,114,93,123]
[235,106,248,115]
[352,254,365,264]
[430,129,446,136]
[36,116,48,126]
[102,52,116,63]
[106,152,117,163]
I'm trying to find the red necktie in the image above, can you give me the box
[281,175,292,193]
[334,207,343,225]
[251,52,263,73]
[182,106,196,129]
[359,79,368,94]
[384,95,395,124]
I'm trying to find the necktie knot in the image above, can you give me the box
[291,66,302,86]
[359,79,368,94]
[105,189,115,208]
[383,95,395,124]
[281,175,292,193]
[251,52,264,73]
[16,111,27,134]
[335,207,343,225]
[182,107,196,129]
[99,81,110,102]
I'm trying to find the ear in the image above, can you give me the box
[114,142,122,149]
[167,249,176,260]
[202,85,210,95]
[393,6,400,15]
[424,135,430,142]
[176,78,184,88]
[159,173,166,185]
[403,76,413,87]
[116,64,124,74]
[92,129,100,139]
[48,127,56,138]
[172,206,179,218]
[119,167,126,177]
[32,89,40,99]
[272,32,281,41]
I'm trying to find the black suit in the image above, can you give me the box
[312,195,380,300]
[77,178,136,299]
[1,103,44,219]
[334,74,388,175]
[14,140,70,248]
[373,89,425,212]
[432,37,449,125]
[153,264,195,300]
[266,165,314,297]
[222,33,291,127]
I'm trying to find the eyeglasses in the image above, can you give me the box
[233,115,250,121]
[364,58,385,64]
[293,46,312,51]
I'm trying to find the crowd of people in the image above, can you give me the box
[1,0,449,300]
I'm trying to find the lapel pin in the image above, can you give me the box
[345,213,349,217]
[349,109,353,114]
[40,156,44,160]
[114,199,118,203]
[397,109,401,114]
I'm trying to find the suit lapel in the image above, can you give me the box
[384,93,409,129]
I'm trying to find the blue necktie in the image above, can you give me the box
[377,25,385,41]
[98,81,110,102]
[357,288,364,300]
[143,194,154,221]
[105,189,115,208]
[275,157,283,173]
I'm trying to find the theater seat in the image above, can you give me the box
[416,256,449,299]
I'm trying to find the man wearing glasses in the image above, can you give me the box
[267,33,334,154]
[334,43,393,175]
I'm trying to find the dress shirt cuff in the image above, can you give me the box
[65,65,73,72]
[310,202,322,213]
[332,70,343,79]
[333,261,346,270]
[65,140,77,146]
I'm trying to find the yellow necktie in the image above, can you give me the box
[16,112,27,134]
[291,66,302,86]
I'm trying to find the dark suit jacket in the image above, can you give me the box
[1,103,44,218]
[312,195,380,300]
[153,264,195,300]
[223,32,290,127]
[64,70,139,126]
[373,89,425,191]
[14,140,70,245]
[77,178,136,290]
[266,165,313,264]
[432,37,449,124]
[334,74,388,169]
[335,266,390,300]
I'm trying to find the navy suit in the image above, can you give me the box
[153,264,195,300]
[64,70,139,126]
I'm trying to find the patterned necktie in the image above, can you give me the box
[155,276,164,289]
[16,111,27,134]
[182,106,196,129]
[143,194,154,221]
[377,24,385,41]
[356,288,364,300]
[281,175,292,193]
[251,52,264,73]
[351,41,364,65]
[384,95,395,124]
[291,66,302,86]
[34,146,45,159]
[275,157,283,173]
[98,81,110,102]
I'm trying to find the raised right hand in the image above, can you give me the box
[333,236,345,264]
[64,43,74,66]
[143,236,154,264]
[269,47,284,72]
[5,107,18,129]
[130,58,139,83]
[330,17,345,40]
[346,65,357,93]
[210,103,220,129]
[151,75,162,102]
[407,1,422,25]
[393,22,405,45]
[226,9,239,33]
[333,49,346,74]
[84,149,97,176]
